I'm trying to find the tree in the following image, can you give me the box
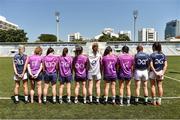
[0,29,28,42]
[98,33,111,42]
[71,38,83,42]
[118,34,130,41]
[38,34,57,42]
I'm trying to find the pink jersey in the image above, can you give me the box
[102,54,117,78]
[43,55,58,73]
[73,54,88,78]
[58,55,73,77]
[28,55,43,75]
[117,53,134,78]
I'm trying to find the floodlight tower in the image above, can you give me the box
[133,10,138,42]
[55,11,60,42]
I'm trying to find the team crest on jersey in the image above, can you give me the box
[91,60,97,66]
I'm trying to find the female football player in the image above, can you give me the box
[43,47,58,104]
[58,47,73,104]
[13,45,29,104]
[117,46,134,106]
[134,44,150,105]
[88,43,102,104]
[73,45,88,104]
[27,46,43,103]
[149,42,167,106]
[102,46,117,105]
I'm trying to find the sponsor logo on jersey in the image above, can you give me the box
[61,61,70,68]
[137,58,148,65]
[14,59,24,65]
[45,61,57,67]
[91,60,97,66]
[75,63,85,69]
[155,58,164,65]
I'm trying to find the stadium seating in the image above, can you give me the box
[0,42,180,57]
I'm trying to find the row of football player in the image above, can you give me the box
[13,42,167,106]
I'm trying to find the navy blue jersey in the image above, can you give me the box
[150,51,167,71]
[134,51,150,70]
[13,53,27,74]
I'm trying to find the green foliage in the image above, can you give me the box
[71,38,83,42]
[118,34,130,41]
[98,33,111,42]
[0,29,28,42]
[98,33,130,42]
[38,34,57,42]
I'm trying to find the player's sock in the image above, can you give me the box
[135,97,139,102]
[43,96,47,102]
[104,96,108,102]
[59,96,62,100]
[152,97,156,105]
[83,96,86,104]
[15,95,19,101]
[24,96,28,101]
[144,96,148,103]
[89,96,93,102]
[96,96,100,103]
[127,96,131,105]
[157,97,162,105]
[67,96,71,102]
[112,96,116,103]
[53,96,56,102]
[74,96,78,103]
[119,96,123,104]
[59,96,62,103]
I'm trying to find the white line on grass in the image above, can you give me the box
[164,75,180,82]
[0,97,11,99]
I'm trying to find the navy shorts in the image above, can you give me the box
[75,76,87,82]
[104,76,117,82]
[59,75,72,84]
[118,76,132,81]
[28,72,43,81]
[44,72,57,85]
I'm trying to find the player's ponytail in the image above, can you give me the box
[62,47,68,57]
[122,45,129,53]
[103,46,112,56]
[152,42,162,53]
[46,47,54,56]
[75,45,83,56]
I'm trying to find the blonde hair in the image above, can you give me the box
[18,45,25,50]
[18,45,25,53]
[34,46,43,55]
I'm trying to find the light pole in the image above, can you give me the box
[133,10,138,42]
[55,11,60,42]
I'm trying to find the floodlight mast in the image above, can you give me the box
[133,10,138,42]
[55,11,60,42]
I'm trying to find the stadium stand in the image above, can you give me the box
[0,41,180,57]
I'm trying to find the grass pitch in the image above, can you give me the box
[0,56,180,119]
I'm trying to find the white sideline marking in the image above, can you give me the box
[0,97,11,99]
[164,75,180,82]
[163,97,180,99]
